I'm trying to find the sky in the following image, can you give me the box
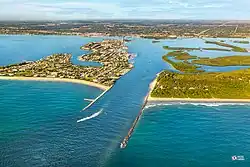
[0,0,250,20]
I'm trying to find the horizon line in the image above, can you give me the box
[1,19,250,22]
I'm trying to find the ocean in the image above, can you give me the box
[0,35,250,167]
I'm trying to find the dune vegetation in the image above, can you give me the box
[151,69,250,99]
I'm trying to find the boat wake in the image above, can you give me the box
[145,102,250,109]
[77,109,103,123]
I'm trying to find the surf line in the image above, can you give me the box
[81,86,113,112]
[77,109,103,123]
[120,93,149,149]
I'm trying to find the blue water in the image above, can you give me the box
[108,104,250,167]
[0,35,250,167]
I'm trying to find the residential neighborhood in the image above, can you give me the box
[0,40,133,86]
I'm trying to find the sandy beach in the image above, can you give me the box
[0,76,109,90]
[148,97,250,103]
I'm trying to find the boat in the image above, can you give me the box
[232,155,245,161]
[128,53,137,60]
[120,142,126,149]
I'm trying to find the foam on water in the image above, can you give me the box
[77,109,103,123]
[145,102,250,109]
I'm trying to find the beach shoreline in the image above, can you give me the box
[0,76,109,91]
[147,97,250,103]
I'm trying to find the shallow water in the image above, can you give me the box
[0,35,250,167]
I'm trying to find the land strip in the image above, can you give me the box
[233,40,249,44]
[205,41,248,52]
[166,51,197,60]
[163,46,231,52]
[162,55,203,73]
[192,55,250,66]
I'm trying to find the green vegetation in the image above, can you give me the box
[5,62,30,68]
[205,41,248,52]
[192,56,250,66]
[162,55,203,73]
[163,46,200,51]
[163,41,249,53]
[151,69,250,99]
[15,70,33,77]
[163,46,231,52]
[202,48,231,51]
[166,51,197,60]
[233,40,250,44]
[152,40,161,43]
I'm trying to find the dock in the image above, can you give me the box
[120,93,149,149]
[81,86,112,112]
[84,98,94,102]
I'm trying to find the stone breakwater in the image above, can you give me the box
[120,94,149,149]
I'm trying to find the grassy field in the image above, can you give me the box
[192,55,250,66]
[205,41,248,52]
[163,46,231,52]
[166,51,197,60]
[233,40,250,44]
[151,69,250,99]
[162,55,203,73]
[152,40,161,43]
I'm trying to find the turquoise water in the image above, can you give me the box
[0,35,250,167]
[108,104,250,167]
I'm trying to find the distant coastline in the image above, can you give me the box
[0,76,109,91]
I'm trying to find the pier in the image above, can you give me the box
[84,98,94,102]
[81,86,113,112]
[120,93,149,149]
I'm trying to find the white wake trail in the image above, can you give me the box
[77,109,103,123]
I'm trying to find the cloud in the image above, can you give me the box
[0,0,250,20]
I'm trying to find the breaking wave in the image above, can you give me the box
[145,102,250,109]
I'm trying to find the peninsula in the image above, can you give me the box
[163,46,231,52]
[205,41,248,52]
[192,55,250,66]
[0,40,133,90]
[166,51,197,60]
